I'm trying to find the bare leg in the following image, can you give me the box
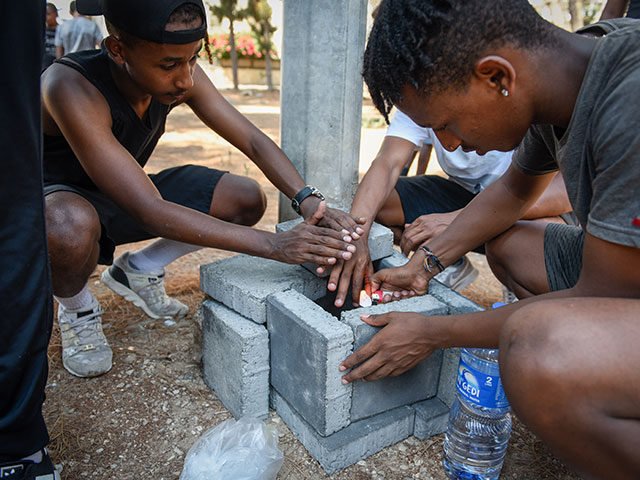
[485,220,550,299]
[499,297,640,480]
[208,173,266,226]
[375,188,406,243]
[45,191,101,297]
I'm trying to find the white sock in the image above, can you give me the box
[20,449,43,463]
[127,239,201,272]
[55,283,94,311]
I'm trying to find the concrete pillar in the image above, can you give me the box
[278,0,368,222]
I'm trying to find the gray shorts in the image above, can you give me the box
[544,223,585,291]
[44,164,226,265]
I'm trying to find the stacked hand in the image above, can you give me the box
[298,195,366,240]
[273,201,361,265]
[325,235,374,308]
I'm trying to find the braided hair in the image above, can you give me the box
[363,0,555,122]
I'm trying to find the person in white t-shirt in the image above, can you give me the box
[55,1,103,58]
[324,109,575,308]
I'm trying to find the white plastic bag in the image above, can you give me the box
[180,416,284,480]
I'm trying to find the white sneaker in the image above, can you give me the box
[101,251,188,320]
[502,285,519,304]
[435,255,479,291]
[58,297,112,377]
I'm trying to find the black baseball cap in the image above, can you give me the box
[76,0,207,44]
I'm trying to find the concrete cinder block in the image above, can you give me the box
[276,219,394,276]
[375,249,409,270]
[428,279,484,315]
[412,397,450,440]
[267,290,353,436]
[340,295,449,421]
[437,347,461,408]
[200,255,326,324]
[201,300,269,420]
[272,390,415,475]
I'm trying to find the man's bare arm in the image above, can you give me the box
[341,232,640,383]
[41,65,354,265]
[185,65,362,234]
[600,0,630,19]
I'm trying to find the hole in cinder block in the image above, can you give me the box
[313,286,359,317]
[312,260,389,317]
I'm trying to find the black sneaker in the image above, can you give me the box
[0,450,60,479]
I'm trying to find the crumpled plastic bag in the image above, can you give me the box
[180,416,284,480]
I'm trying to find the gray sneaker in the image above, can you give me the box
[435,255,479,291]
[58,297,112,378]
[502,285,519,304]
[101,251,188,320]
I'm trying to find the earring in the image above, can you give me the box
[500,88,509,97]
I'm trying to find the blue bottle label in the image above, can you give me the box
[456,356,510,409]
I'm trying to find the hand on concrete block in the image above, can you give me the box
[339,311,437,384]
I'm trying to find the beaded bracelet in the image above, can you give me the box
[421,246,445,274]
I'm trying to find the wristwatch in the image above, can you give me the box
[291,185,325,215]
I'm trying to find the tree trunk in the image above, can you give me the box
[568,0,585,30]
[264,21,273,91]
[229,21,239,90]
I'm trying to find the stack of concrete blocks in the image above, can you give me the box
[199,221,483,474]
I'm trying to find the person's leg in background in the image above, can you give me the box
[0,2,60,477]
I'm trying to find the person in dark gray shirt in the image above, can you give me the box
[339,1,640,479]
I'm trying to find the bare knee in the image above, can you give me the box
[211,175,266,226]
[375,189,404,229]
[485,228,512,285]
[46,193,101,259]
[499,302,575,428]
[232,177,266,226]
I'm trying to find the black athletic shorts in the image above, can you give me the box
[44,164,226,265]
[544,223,584,291]
[394,175,477,225]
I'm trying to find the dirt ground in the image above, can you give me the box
[43,69,581,479]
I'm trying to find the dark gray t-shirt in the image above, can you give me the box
[513,25,640,248]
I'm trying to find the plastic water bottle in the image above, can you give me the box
[442,347,512,480]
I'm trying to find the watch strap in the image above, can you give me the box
[291,185,325,215]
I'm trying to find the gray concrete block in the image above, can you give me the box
[276,219,394,276]
[428,279,484,315]
[200,255,326,324]
[267,290,353,436]
[340,295,449,421]
[201,300,269,420]
[272,390,415,475]
[375,249,409,270]
[412,397,450,440]
[437,347,461,408]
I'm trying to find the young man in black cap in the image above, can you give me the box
[42,0,362,378]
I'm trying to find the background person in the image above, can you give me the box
[43,3,59,71]
[55,0,103,58]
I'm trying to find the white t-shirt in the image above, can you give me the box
[386,110,512,194]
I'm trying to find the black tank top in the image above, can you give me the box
[43,48,170,190]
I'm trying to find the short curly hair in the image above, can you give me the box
[363,0,556,122]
